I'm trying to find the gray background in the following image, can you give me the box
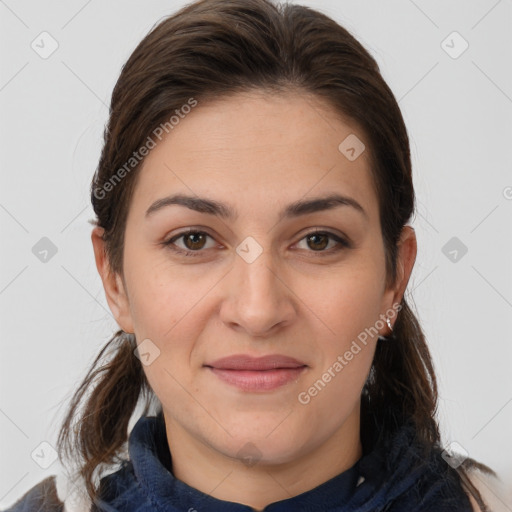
[1,0,511,508]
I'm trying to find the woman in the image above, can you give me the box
[4,0,497,510]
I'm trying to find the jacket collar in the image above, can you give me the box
[88,411,472,511]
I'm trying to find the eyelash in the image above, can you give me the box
[162,229,350,258]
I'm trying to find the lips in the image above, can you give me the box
[205,354,307,371]
[204,354,308,392]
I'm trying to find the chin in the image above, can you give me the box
[209,423,310,466]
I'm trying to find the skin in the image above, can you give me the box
[92,91,417,511]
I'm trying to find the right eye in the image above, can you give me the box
[163,229,218,257]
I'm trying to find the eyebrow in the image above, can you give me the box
[145,193,368,222]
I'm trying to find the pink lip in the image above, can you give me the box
[204,354,308,392]
[206,354,307,370]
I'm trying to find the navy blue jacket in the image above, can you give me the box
[4,411,473,511]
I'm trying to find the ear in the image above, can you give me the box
[91,226,135,334]
[381,225,417,329]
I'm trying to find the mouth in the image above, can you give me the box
[204,354,308,392]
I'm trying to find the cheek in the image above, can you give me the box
[296,343,375,446]
[298,262,383,401]
[304,262,385,341]
[297,273,380,423]
[124,247,214,338]
[123,253,225,398]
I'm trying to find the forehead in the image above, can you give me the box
[130,91,378,224]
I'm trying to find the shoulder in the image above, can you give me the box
[2,475,64,512]
[465,466,511,512]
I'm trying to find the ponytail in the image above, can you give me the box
[361,297,496,510]
[362,298,439,446]
[56,329,155,505]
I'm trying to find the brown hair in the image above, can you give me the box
[56,0,494,508]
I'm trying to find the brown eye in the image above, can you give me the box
[306,233,330,251]
[296,231,349,254]
[163,230,216,257]
[182,232,207,250]
[163,229,349,259]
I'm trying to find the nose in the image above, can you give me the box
[219,244,297,338]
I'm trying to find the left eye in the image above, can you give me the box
[163,229,349,257]
[295,231,347,252]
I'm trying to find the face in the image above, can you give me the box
[93,91,415,466]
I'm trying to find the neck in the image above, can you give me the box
[163,409,362,511]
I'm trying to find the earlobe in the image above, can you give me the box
[91,227,134,333]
